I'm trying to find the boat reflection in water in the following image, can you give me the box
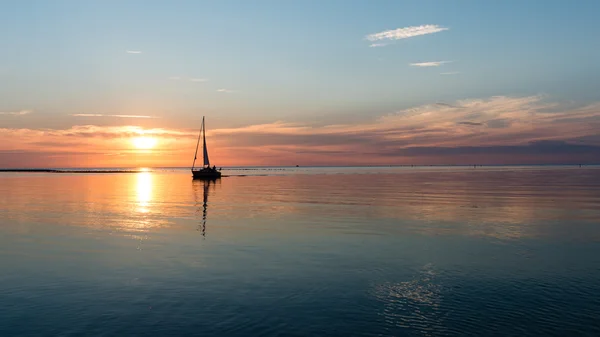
[192,178,219,237]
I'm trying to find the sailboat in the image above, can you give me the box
[192,116,222,180]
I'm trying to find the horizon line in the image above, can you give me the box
[1,163,598,173]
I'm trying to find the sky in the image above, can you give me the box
[1,0,600,168]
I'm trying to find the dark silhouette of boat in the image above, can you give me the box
[192,116,222,180]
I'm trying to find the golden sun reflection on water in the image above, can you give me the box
[136,172,153,213]
[122,172,166,234]
[2,168,599,241]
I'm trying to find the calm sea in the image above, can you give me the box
[1,166,600,336]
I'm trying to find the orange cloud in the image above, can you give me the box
[0,125,197,168]
[1,95,600,168]
[209,96,600,165]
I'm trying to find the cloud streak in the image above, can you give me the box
[0,125,194,162]
[0,110,32,116]
[126,50,142,54]
[71,114,158,119]
[410,61,452,67]
[209,95,600,165]
[0,124,196,168]
[366,25,448,43]
[217,89,236,93]
[3,95,600,167]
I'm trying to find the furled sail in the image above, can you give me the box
[202,117,210,167]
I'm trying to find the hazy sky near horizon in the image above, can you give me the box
[1,0,600,167]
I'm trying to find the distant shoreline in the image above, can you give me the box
[0,169,143,173]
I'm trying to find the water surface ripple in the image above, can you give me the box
[1,166,599,336]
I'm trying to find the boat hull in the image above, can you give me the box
[192,169,222,180]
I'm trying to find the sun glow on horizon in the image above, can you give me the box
[132,136,157,150]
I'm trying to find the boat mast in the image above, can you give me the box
[191,117,203,171]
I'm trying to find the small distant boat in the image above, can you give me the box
[192,116,222,180]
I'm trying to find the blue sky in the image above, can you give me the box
[1,1,600,167]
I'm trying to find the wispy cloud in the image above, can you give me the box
[71,114,158,119]
[0,110,32,116]
[126,50,142,54]
[440,71,460,75]
[369,43,389,48]
[170,77,209,82]
[208,95,600,165]
[410,61,452,67]
[217,89,236,93]
[0,125,193,149]
[4,96,600,166]
[366,25,448,43]
[57,125,189,138]
[457,121,483,126]
[0,125,196,167]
